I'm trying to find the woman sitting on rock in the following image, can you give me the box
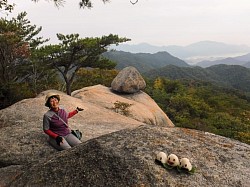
[43,92,83,150]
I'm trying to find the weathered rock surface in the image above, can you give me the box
[9,126,250,187]
[111,66,146,93]
[72,85,174,126]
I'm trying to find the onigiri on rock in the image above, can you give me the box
[156,151,168,164]
[179,158,192,171]
[167,154,180,167]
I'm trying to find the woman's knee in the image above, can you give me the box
[66,133,82,147]
[49,137,72,150]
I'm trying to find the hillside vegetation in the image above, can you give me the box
[143,64,250,92]
[103,51,189,73]
[144,77,250,144]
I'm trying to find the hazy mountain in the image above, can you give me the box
[196,57,247,68]
[111,43,164,54]
[243,61,250,68]
[234,52,250,62]
[181,41,250,58]
[113,41,250,59]
[195,52,250,68]
[103,51,189,73]
[143,64,250,92]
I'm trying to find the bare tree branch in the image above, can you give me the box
[31,0,136,9]
[31,0,65,8]
[130,0,138,5]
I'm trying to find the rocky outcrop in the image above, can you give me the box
[0,84,174,186]
[111,66,146,93]
[72,85,174,126]
[9,126,250,187]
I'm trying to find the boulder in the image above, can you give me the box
[9,126,250,187]
[111,66,146,93]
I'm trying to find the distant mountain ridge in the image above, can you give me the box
[143,64,250,92]
[103,51,189,73]
[113,41,250,59]
[196,53,250,68]
[234,52,250,62]
[104,46,250,92]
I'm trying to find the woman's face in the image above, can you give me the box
[49,97,59,110]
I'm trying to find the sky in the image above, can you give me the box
[4,0,250,47]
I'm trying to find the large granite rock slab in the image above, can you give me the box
[9,126,250,187]
[72,85,174,126]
